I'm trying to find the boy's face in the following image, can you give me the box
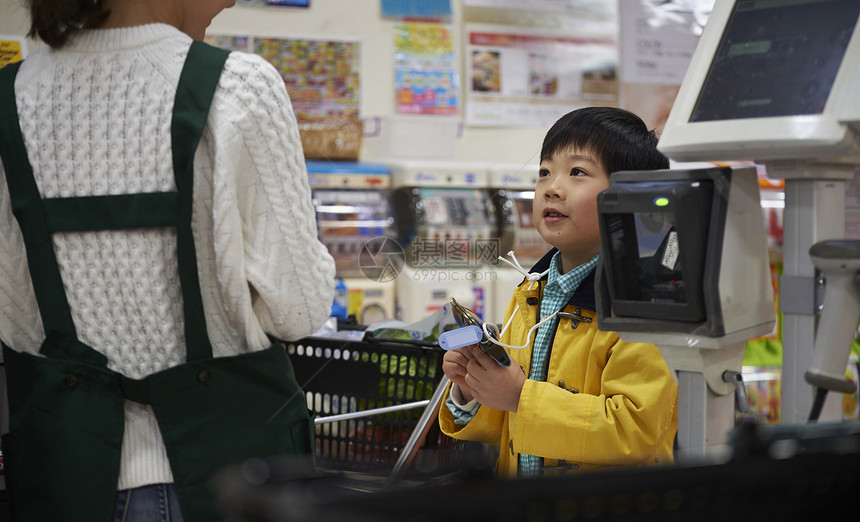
[533,146,610,272]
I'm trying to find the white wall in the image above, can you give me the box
[1,0,549,166]
[1,1,34,46]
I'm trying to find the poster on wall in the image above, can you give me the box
[236,0,310,7]
[464,0,614,15]
[465,24,617,127]
[618,0,714,131]
[204,34,251,53]
[394,22,459,115]
[254,36,360,120]
[205,33,360,120]
[382,0,452,17]
[0,36,27,67]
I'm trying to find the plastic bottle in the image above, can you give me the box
[330,278,348,318]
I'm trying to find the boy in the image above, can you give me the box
[439,107,678,478]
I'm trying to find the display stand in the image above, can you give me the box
[387,160,496,323]
[656,339,747,462]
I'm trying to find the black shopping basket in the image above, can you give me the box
[285,334,477,488]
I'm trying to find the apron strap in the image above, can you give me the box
[172,41,230,362]
[0,42,231,362]
[0,61,77,336]
[42,192,180,231]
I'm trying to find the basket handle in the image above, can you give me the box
[313,400,432,424]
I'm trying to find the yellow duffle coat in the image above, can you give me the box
[440,251,678,477]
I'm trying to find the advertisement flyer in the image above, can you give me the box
[465,24,617,127]
[617,0,714,130]
[254,37,360,120]
[204,34,251,52]
[0,36,27,67]
[382,0,452,17]
[618,1,706,86]
[236,0,310,7]
[394,22,459,115]
[465,0,614,14]
[205,33,360,120]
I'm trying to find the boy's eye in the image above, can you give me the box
[538,168,551,177]
[570,168,587,177]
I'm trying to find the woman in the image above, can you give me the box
[0,1,336,521]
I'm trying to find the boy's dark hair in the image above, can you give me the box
[540,107,670,175]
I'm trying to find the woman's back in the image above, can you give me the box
[0,22,336,493]
[1,24,335,366]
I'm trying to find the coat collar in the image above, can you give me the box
[527,248,597,311]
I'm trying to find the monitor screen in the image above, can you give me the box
[691,0,860,122]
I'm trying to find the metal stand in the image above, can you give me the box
[768,163,852,423]
[658,340,746,463]
[676,370,737,463]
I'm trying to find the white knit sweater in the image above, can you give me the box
[0,24,336,489]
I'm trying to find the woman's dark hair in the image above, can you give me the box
[27,0,110,48]
[540,107,670,175]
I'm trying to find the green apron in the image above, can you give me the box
[0,42,314,522]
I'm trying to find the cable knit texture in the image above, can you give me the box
[0,24,336,490]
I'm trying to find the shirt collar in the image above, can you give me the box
[546,252,599,296]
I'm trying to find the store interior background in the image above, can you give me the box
[1,0,858,427]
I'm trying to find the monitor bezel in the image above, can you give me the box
[657,0,860,163]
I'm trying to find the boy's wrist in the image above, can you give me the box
[451,383,478,409]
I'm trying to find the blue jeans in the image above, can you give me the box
[114,484,184,522]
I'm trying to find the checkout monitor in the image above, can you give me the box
[658,0,860,162]
[597,170,720,330]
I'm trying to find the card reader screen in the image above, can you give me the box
[690,0,860,122]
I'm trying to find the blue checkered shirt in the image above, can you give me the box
[519,253,597,477]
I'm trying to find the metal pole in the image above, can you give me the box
[314,400,431,424]
[780,176,846,423]
[382,375,450,491]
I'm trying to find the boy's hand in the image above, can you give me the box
[442,345,478,402]
[463,344,526,412]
